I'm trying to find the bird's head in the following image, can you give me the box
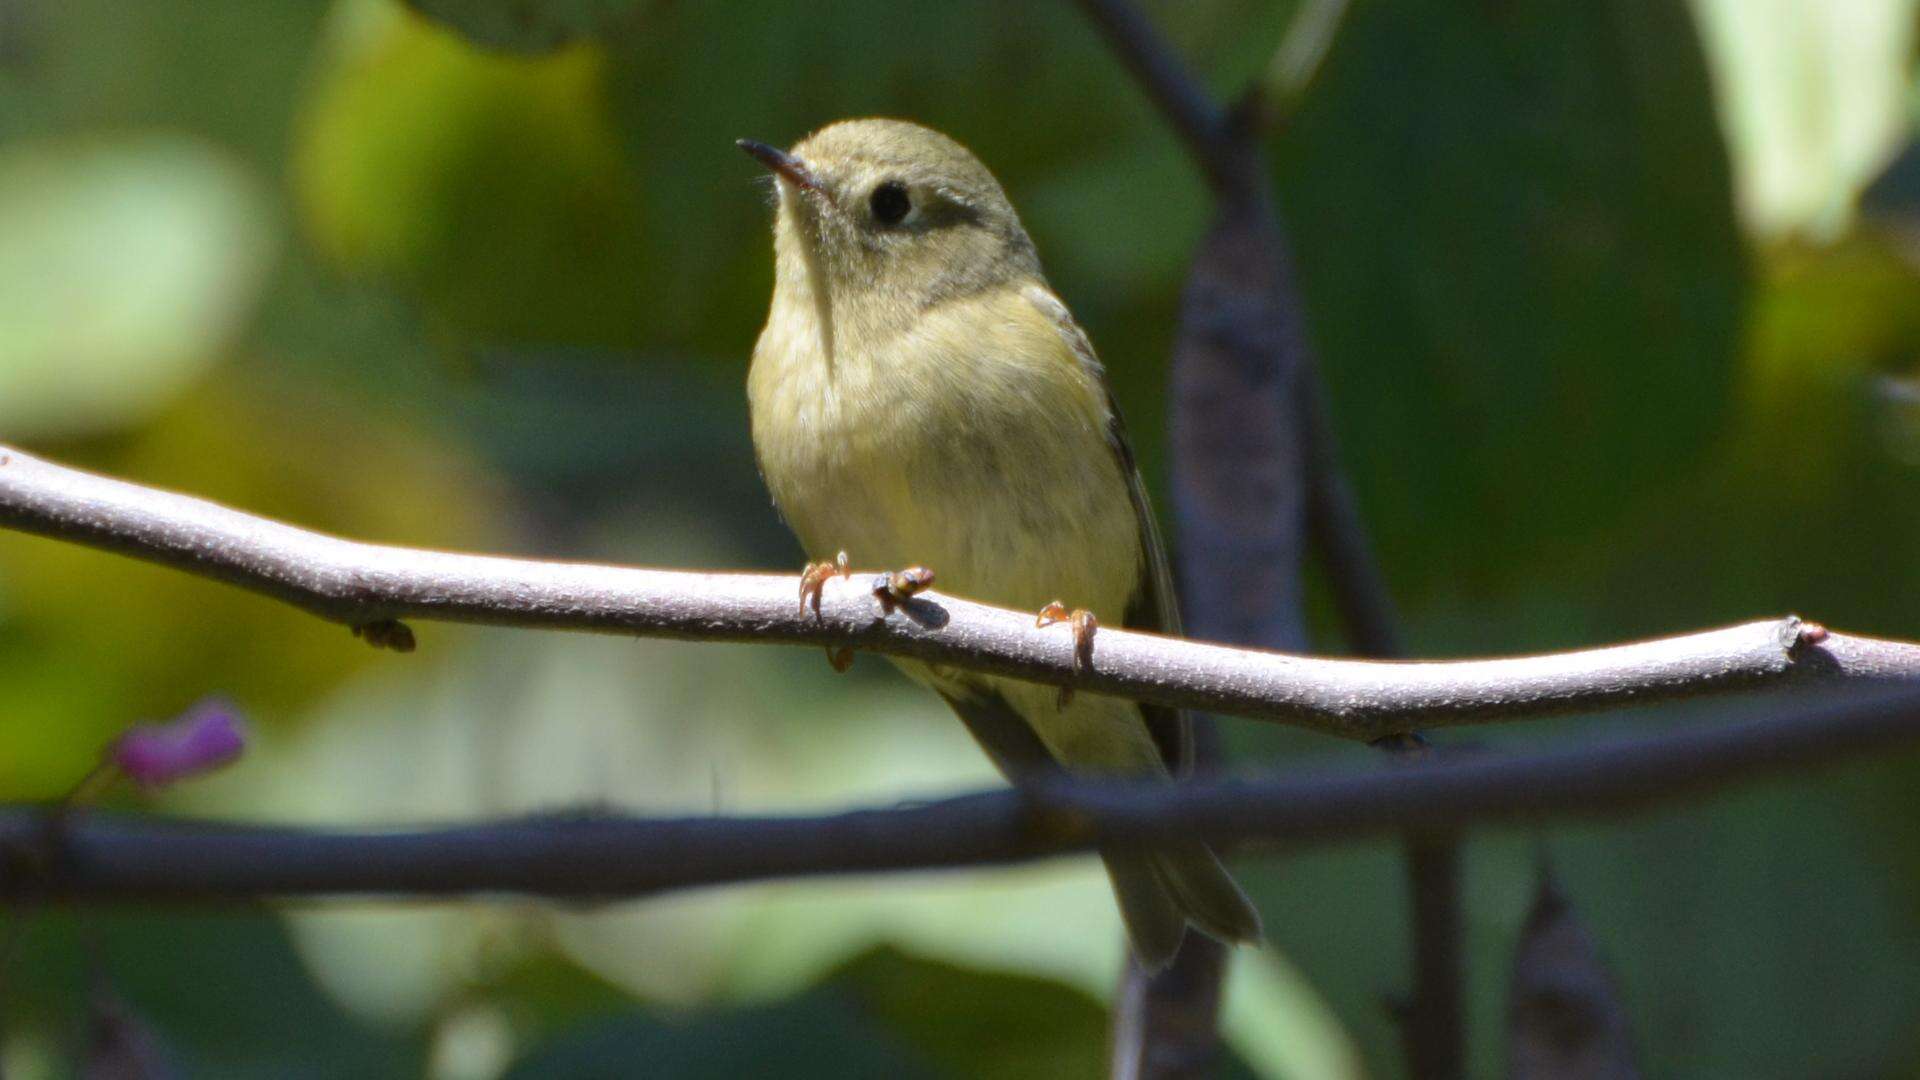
[739,119,1041,318]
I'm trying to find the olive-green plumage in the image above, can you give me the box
[743,118,1260,967]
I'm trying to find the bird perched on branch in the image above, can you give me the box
[741,118,1261,968]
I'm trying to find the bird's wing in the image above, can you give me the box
[1022,284,1193,774]
[938,686,1064,780]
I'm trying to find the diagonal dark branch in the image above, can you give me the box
[11,444,1918,740]
[6,684,1920,902]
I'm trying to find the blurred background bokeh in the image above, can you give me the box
[2,1,1919,1076]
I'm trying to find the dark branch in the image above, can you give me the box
[5,445,1915,742]
[1399,839,1465,1078]
[7,684,1920,902]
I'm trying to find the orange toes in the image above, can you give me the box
[1035,603,1098,708]
[873,565,935,614]
[798,550,852,616]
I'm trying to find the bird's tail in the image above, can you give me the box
[1103,842,1264,970]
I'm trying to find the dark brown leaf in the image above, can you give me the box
[1508,862,1641,1080]
[1167,187,1315,654]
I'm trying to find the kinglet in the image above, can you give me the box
[741,118,1261,968]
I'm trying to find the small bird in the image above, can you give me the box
[740,118,1261,968]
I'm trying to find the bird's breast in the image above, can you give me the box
[748,286,1141,620]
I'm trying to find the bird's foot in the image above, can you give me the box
[799,550,851,616]
[1035,602,1097,708]
[873,566,936,615]
[799,553,933,669]
[800,551,855,673]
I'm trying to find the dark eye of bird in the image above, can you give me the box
[869,181,911,226]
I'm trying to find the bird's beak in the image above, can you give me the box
[736,139,822,194]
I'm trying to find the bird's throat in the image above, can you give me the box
[774,210,837,368]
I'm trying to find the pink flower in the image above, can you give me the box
[111,698,247,789]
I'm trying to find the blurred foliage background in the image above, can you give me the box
[2,0,1919,1076]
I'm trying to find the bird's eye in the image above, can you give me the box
[869,181,912,226]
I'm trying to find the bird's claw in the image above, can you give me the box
[800,552,855,672]
[800,552,930,670]
[1035,602,1097,708]
[873,566,935,614]
[799,550,851,616]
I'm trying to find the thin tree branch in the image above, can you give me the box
[3,445,1916,741]
[6,684,1920,902]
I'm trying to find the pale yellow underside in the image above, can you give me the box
[748,278,1164,775]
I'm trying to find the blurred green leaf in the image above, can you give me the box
[1278,0,1748,600]
[8,910,423,1077]
[0,135,274,439]
[1578,241,1920,636]
[481,957,638,1042]
[0,0,328,159]
[0,380,501,797]
[294,6,648,345]
[1690,0,1919,239]
[836,946,1111,1080]
[502,988,931,1079]
[401,0,646,54]
[1539,779,1920,1077]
